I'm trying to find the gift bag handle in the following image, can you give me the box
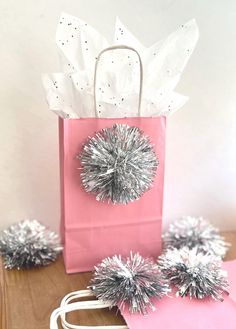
[50,289,129,329]
[94,45,143,117]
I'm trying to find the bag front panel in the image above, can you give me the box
[59,116,166,273]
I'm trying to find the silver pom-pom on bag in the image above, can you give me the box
[162,216,229,259]
[0,220,62,269]
[89,252,170,314]
[158,247,229,301]
[79,124,158,204]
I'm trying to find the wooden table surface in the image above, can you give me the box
[1,232,236,329]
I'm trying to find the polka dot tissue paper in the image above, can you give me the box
[42,12,199,118]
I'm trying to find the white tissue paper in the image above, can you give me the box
[42,13,199,118]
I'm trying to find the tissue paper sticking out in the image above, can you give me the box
[42,13,199,118]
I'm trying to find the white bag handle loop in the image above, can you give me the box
[94,45,143,117]
[50,289,128,329]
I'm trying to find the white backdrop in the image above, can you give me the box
[0,0,235,232]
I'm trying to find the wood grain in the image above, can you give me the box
[0,232,235,329]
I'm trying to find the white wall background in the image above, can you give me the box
[0,0,236,232]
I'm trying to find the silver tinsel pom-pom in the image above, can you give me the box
[158,248,229,301]
[90,252,170,314]
[163,216,229,259]
[79,124,158,204]
[0,220,62,269]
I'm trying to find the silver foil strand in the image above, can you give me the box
[90,252,170,314]
[158,247,229,301]
[79,124,158,204]
[0,220,62,269]
[162,216,229,259]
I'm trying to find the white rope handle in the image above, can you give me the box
[50,289,128,329]
[94,45,143,117]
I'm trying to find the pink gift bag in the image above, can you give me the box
[59,46,166,273]
[50,261,236,329]
[121,260,236,329]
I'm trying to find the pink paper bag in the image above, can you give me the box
[59,116,166,273]
[121,260,236,328]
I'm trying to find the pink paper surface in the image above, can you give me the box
[121,260,236,329]
[59,117,166,273]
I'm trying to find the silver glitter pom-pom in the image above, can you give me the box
[158,247,229,301]
[163,216,229,259]
[90,252,170,314]
[0,220,62,269]
[79,124,158,204]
